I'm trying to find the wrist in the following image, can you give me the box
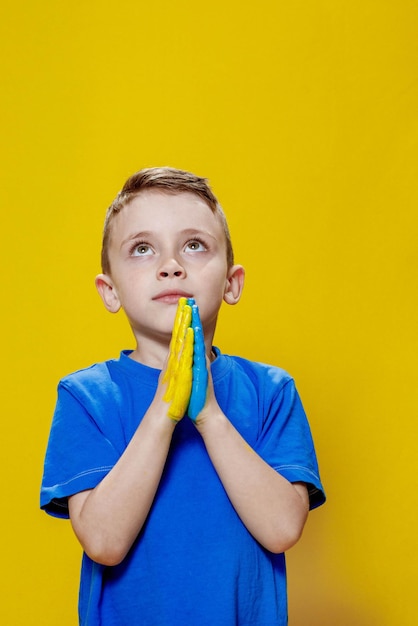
[143,401,178,436]
[194,405,228,437]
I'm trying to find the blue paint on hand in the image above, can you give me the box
[188,303,208,421]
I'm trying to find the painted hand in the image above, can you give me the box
[162,297,208,422]
[163,298,193,421]
[187,302,208,422]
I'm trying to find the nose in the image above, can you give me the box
[158,256,186,279]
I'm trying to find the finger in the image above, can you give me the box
[163,299,192,403]
[163,297,189,385]
[167,327,193,421]
[188,304,208,421]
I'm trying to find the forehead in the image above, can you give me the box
[111,190,224,239]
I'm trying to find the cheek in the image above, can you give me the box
[202,277,229,305]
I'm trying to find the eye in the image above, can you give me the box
[131,242,153,256]
[185,238,207,252]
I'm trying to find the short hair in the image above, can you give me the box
[101,167,234,275]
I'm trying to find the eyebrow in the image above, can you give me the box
[179,228,218,240]
[120,231,153,249]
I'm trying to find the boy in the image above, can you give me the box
[41,167,325,625]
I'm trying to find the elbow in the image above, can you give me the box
[69,493,134,566]
[261,508,308,554]
[83,538,129,567]
[265,523,305,554]
[90,552,126,568]
[72,525,130,566]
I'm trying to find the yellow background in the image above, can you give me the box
[2,1,417,624]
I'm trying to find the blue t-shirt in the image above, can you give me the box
[41,349,325,626]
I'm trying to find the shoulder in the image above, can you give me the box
[57,358,123,411]
[56,351,159,412]
[60,360,114,387]
[213,348,294,391]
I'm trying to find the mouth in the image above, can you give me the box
[152,290,193,304]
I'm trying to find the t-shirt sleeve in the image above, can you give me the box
[40,373,121,518]
[254,369,325,510]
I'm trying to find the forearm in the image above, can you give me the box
[69,405,175,566]
[196,408,309,553]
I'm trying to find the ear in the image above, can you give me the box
[95,274,121,313]
[223,264,245,305]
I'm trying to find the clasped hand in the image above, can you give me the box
[163,297,208,422]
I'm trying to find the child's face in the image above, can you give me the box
[97,190,243,345]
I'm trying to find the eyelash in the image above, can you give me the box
[185,237,207,251]
[129,241,151,256]
[128,236,208,257]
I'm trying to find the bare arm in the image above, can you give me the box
[68,382,176,567]
[190,302,309,553]
[68,299,194,567]
[195,373,310,554]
